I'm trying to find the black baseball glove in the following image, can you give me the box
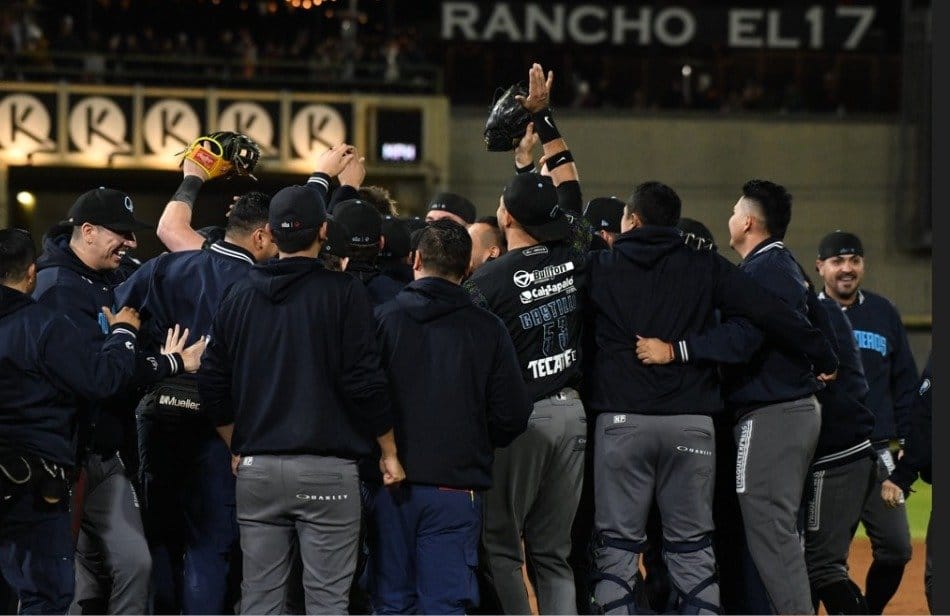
[484,83,531,152]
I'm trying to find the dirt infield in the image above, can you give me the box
[842,537,929,615]
[523,537,929,615]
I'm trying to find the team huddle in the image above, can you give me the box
[0,63,934,616]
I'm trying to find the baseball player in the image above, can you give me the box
[592,181,838,615]
[583,197,625,250]
[464,62,590,614]
[198,184,406,614]
[815,230,918,614]
[371,220,532,613]
[640,180,838,614]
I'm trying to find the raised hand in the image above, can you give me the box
[515,63,554,113]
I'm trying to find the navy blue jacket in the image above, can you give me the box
[811,298,876,470]
[685,238,829,416]
[374,277,532,490]
[0,286,139,466]
[889,352,931,493]
[583,228,838,416]
[114,241,255,361]
[822,290,919,443]
[33,228,180,457]
[198,257,393,458]
[347,260,405,307]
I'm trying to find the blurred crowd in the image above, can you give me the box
[0,0,900,113]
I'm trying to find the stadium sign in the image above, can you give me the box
[441,2,883,50]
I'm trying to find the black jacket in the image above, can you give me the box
[889,353,932,493]
[811,298,876,470]
[114,241,255,363]
[33,228,179,457]
[685,238,832,416]
[374,277,532,490]
[198,257,393,458]
[584,227,837,416]
[347,260,405,308]
[0,286,139,466]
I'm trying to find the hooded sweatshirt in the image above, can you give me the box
[0,285,139,466]
[374,277,532,490]
[32,226,179,457]
[583,226,838,416]
[198,257,393,458]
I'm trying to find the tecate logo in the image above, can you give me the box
[512,261,575,288]
[519,277,576,304]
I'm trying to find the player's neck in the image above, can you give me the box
[505,228,539,251]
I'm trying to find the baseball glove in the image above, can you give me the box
[484,83,531,152]
[177,131,261,180]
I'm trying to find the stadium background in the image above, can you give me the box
[0,1,933,611]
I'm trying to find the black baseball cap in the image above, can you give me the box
[334,199,382,246]
[321,217,351,259]
[426,192,477,225]
[268,185,327,238]
[60,187,151,231]
[404,216,427,233]
[502,173,570,242]
[818,231,864,260]
[584,197,625,233]
[380,215,411,259]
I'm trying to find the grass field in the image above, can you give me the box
[855,479,931,539]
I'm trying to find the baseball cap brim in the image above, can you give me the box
[58,217,153,231]
[521,214,572,243]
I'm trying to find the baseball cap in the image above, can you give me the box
[677,217,716,246]
[502,173,570,243]
[268,185,327,239]
[583,197,625,233]
[404,216,427,233]
[321,217,351,259]
[60,187,151,231]
[818,231,864,260]
[426,192,477,225]
[380,215,411,259]
[334,199,382,246]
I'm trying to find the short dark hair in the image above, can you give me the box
[741,179,792,239]
[626,181,681,227]
[473,215,507,252]
[356,185,398,217]
[226,191,271,236]
[275,228,319,253]
[348,244,380,264]
[0,228,36,283]
[319,253,346,272]
[416,219,472,280]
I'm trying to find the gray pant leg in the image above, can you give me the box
[860,451,913,565]
[805,456,876,590]
[592,413,656,615]
[236,455,296,615]
[654,415,719,615]
[483,390,585,615]
[236,455,361,616]
[523,394,586,615]
[70,453,151,615]
[290,456,361,615]
[734,397,821,615]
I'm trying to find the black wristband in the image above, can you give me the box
[515,162,535,174]
[544,150,574,171]
[532,108,561,144]
[171,175,204,207]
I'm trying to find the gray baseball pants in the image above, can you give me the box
[860,447,913,565]
[591,413,719,615]
[235,454,360,615]
[734,396,821,615]
[481,388,586,615]
[804,455,876,590]
[70,452,151,615]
